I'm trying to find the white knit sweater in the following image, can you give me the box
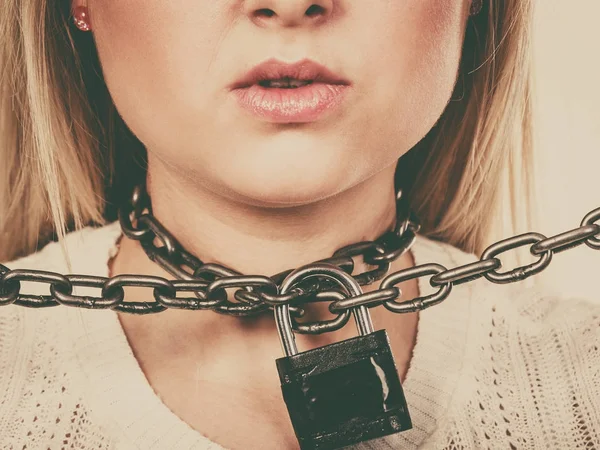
[0,221,599,450]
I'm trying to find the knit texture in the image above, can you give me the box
[0,221,599,449]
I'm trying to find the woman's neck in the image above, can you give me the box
[109,160,419,364]
[138,159,401,277]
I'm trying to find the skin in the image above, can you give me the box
[72,0,470,448]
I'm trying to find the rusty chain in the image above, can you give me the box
[0,184,598,335]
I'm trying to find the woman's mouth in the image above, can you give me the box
[230,78,350,124]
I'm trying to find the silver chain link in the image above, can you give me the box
[1,184,598,336]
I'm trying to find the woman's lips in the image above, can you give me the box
[230,82,350,123]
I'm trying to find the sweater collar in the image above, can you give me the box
[67,220,472,449]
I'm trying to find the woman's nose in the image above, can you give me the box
[243,0,335,28]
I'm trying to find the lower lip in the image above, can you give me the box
[231,83,350,123]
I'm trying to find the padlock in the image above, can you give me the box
[274,263,413,450]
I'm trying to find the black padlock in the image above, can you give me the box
[274,264,413,450]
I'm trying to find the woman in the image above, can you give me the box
[0,0,598,449]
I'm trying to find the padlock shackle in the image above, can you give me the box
[275,263,374,357]
[275,304,298,356]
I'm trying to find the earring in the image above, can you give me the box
[470,0,483,16]
[73,5,91,32]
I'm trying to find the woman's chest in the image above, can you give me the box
[126,324,304,449]
[149,373,300,450]
[136,327,415,450]
[120,277,419,450]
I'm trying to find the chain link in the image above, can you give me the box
[1,184,598,335]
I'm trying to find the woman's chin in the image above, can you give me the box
[209,151,356,207]
[220,173,352,208]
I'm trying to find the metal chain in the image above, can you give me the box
[0,184,598,335]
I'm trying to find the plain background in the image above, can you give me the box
[527,1,599,302]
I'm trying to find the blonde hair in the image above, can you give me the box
[1,1,538,275]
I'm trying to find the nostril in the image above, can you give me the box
[253,9,275,18]
[252,5,326,20]
[306,5,326,17]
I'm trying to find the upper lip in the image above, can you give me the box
[229,58,350,90]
